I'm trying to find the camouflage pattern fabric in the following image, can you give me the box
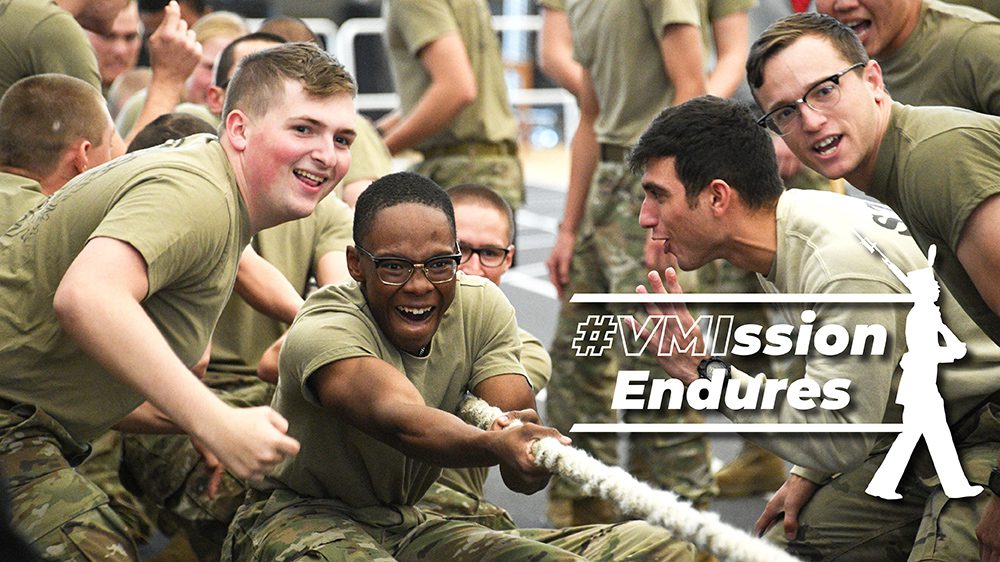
[766,401,999,561]
[120,371,275,561]
[410,153,525,210]
[222,488,695,562]
[75,431,154,546]
[415,468,517,530]
[0,404,137,562]
[547,161,716,507]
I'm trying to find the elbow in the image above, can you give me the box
[53,278,84,331]
[455,83,477,109]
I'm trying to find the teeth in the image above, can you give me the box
[398,306,432,315]
[814,136,838,154]
[294,169,324,184]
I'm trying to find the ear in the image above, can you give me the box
[225,109,250,152]
[503,245,515,269]
[706,179,733,217]
[864,60,888,100]
[346,246,364,282]
[206,85,225,116]
[72,139,93,174]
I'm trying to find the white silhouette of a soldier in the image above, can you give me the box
[864,244,984,500]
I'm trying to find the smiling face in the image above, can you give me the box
[454,202,513,287]
[753,35,887,187]
[815,0,921,58]
[639,157,720,271]
[349,203,458,355]
[229,79,356,230]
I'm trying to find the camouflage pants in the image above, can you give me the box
[75,431,154,546]
[410,153,525,210]
[0,404,137,562]
[120,371,275,561]
[766,401,1000,561]
[547,161,715,505]
[222,488,695,561]
[415,467,517,530]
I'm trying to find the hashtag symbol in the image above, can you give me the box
[571,315,618,357]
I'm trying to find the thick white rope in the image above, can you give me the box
[458,396,800,562]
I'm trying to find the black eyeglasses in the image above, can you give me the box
[459,243,512,267]
[756,62,865,136]
[355,245,462,286]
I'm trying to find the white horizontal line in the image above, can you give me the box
[570,423,905,433]
[517,210,560,234]
[570,293,915,304]
[503,270,558,299]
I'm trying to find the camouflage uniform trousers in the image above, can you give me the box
[75,431,154,546]
[416,467,518,530]
[222,487,696,561]
[410,152,525,210]
[0,403,137,562]
[547,161,716,507]
[120,370,275,562]
[766,400,1000,561]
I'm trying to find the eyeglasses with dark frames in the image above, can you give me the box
[355,245,462,286]
[756,62,866,136]
[458,243,512,267]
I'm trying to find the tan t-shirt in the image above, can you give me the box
[210,196,353,376]
[0,0,101,97]
[0,134,250,443]
[265,273,524,518]
[726,189,1000,479]
[879,0,1000,115]
[383,0,518,150]
[868,103,1000,345]
[338,115,392,188]
[570,0,701,145]
[696,0,756,57]
[0,171,44,231]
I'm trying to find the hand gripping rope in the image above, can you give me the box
[457,396,801,562]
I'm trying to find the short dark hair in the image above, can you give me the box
[747,12,868,91]
[213,32,287,88]
[448,183,516,243]
[354,172,456,248]
[127,112,216,152]
[628,96,784,209]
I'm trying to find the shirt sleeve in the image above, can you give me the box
[312,196,354,262]
[391,0,459,56]
[722,276,905,474]
[27,12,101,91]
[468,282,527,390]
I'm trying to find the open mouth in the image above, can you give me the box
[845,19,871,41]
[396,305,434,322]
[293,168,326,188]
[813,135,842,156]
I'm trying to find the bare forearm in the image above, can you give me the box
[562,109,598,234]
[113,401,182,433]
[236,247,304,325]
[383,82,472,154]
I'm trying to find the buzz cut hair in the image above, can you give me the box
[448,183,516,244]
[353,172,456,248]
[0,74,109,176]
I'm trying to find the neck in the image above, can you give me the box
[722,205,778,275]
[222,137,266,235]
[54,0,84,17]
[882,1,923,58]
[846,94,894,191]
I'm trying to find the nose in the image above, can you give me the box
[402,266,434,294]
[638,194,659,230]
[312,136,340,170]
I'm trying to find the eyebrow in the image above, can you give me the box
[641,181,668,196]
[290,116,358,138]
[766,72,836,112]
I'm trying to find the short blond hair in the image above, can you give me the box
[191,10,246,43]
[223,42,356,120]
[0,75,109,175]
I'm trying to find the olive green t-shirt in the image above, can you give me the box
[537,0,565,10]
[696,0,756,58]
[209,196,353,376]
[733,189,1000,480]
[879,0,1000,115]
[0,0,100,97]
[339,114,392,188]
[265,273,525,516]
[569,0,701,145]
[0,135,250,443]
[0,171,44,231]
[383,0,518,151]
[867,103,1000,345]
